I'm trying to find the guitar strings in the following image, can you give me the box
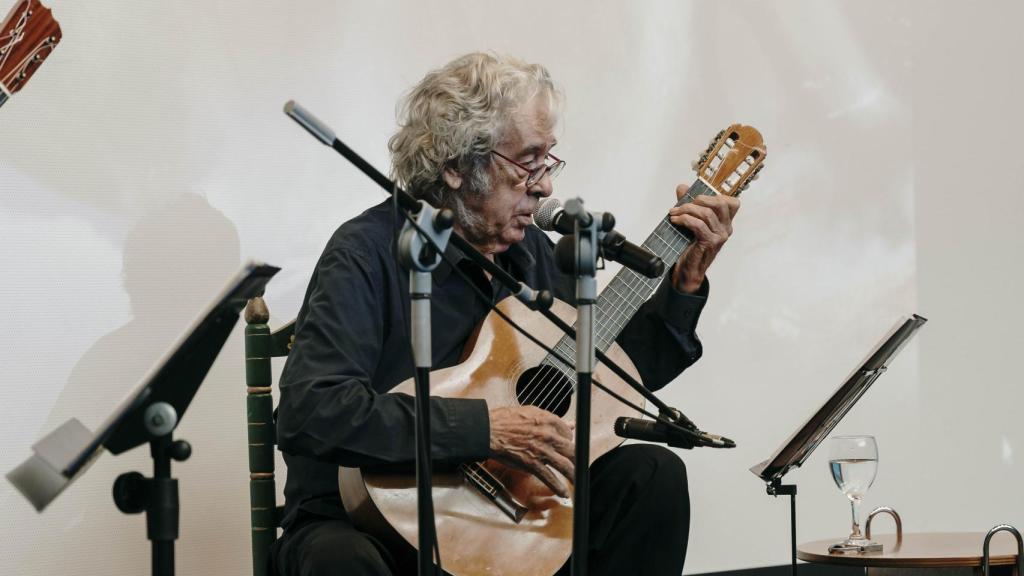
[520,189,702,414]
[533,178,715,413]
[519,212,693,411]
[2,40,57,87]
[441,247,659,421]
[519,184,707,415]
[0,4,29,75]
[529,233,684,414]
[534,216,697,414]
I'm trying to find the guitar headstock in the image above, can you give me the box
[692,124,766,197]
[0,0,61,102]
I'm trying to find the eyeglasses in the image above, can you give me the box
[490,149,565,187]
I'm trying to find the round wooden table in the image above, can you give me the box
[798,532,1021,575]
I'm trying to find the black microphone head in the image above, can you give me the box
[553,235,577,275]
[535,290,554,311]
[533,197,562,231]
[614,417,629,435]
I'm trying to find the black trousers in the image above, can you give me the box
[271,444,690,576]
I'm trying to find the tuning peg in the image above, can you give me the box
[691,159,700,171]
[708,130,725,149]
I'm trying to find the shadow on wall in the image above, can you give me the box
[12,192,254,575]
[45,192,242,430]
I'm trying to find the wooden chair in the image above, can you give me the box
[244,296,295,576]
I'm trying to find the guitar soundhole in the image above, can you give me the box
[515,365,574,417]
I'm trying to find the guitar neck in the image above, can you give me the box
[545,178,718,369]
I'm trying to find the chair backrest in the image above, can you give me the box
[244,296,295,576]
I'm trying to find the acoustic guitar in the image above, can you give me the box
[340,125,767,575]
[0,0,61,108]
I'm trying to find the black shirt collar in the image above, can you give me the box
[432,233,538,284]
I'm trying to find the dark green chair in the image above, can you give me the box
[244,296,295,576]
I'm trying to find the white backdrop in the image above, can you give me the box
[1,1,1021,574]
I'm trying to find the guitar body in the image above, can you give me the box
[339,295,644,576]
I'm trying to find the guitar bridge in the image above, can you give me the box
[460,462,528,523]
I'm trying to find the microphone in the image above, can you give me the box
[534,197,612,234]
[615,417,736,449]
[600,230,665,279]
[534,198,665,279]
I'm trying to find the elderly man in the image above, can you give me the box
[272,52,738,576]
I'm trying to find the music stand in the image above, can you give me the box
[8,262,280,576]
[750,314,928,576]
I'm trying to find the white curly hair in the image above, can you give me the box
[389,52,560,230]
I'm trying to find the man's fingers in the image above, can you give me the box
[549,416,574,440]
[675,183,690,201]
[549,431,576,462]
[670,213,714,242]
[545,450,575,483]
[686,203,723,233]
[693,194,739,225]
[531,460,571,498]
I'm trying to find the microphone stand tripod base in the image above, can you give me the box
[828,541,883,554]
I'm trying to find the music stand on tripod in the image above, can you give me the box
[750,314,928,576]
[8,262,280,576]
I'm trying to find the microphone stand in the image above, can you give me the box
[554,198,606,576]
[396,201,454,575]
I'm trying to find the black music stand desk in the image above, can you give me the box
[7,262,279,576]
[750,314,928,576]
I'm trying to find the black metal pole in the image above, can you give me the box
[413,364,436,575]
[564,199,600,576]
[768,480,798,576]
[112,400,190,576]
[148,434,178,576]
[571,369,592,576]
[790,489,797,576]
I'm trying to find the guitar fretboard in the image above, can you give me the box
[545,178,717,370]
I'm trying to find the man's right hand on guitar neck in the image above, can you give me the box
[488,405,576,498]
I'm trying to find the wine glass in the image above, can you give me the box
[828,435,878,547]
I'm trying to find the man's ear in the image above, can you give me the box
[442,165,463,190]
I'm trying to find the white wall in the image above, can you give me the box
[1,1,1020,574]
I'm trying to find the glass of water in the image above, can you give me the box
[828,435,878,546]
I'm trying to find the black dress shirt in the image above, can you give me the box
[276,200,708,529]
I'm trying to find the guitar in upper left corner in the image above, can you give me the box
[0,0,61,108]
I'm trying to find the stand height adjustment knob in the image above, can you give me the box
[144,402,178,437]
[112,471,148,514]
[170,440,191,462]
[434,208,454,231]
